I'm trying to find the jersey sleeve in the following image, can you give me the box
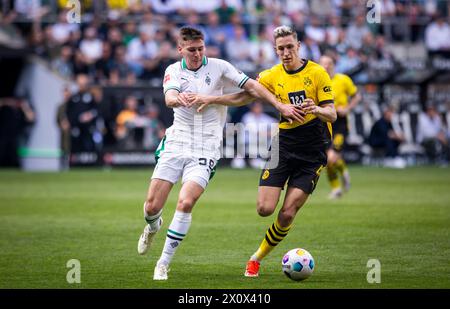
[163,64,181,94]
[316,69,334,106]
[344,74,358,97]
[256,69,275,94]
[220,60,250,89]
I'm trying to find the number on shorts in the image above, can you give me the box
[199,158,215,173]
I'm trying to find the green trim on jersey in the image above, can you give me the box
[238,76,250,88]
[154,136,166,164]
[168,229,186,237]
[164,86,181,94]
[181,56,208,70]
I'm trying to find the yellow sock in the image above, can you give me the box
[335,158,347,175]
[254,219,291,261]
[327,165,341,190]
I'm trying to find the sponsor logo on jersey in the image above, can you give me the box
[164,74,171,84]
[323,86,332,92]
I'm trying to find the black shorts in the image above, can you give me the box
[331,133,346,152]
[331,116,348,152]
[259,143,327,194]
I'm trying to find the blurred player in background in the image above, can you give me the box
[191,26,336,277]
[137,27,303,281]
[319,55,361,199]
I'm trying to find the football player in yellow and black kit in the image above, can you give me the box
[188,26,336,277]
[319,55,361,199]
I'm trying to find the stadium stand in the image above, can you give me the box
[0,0,449,169]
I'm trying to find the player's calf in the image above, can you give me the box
[256,198,278,217]
[342,170,351,192]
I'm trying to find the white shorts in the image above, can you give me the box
[151,138,217,189]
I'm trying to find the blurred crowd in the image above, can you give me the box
[55,74,165,168]
[0,97,35,166]
[1,0,450,85]
[1,0,450,167]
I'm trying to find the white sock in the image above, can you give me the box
[143,203,162,232]
[250,255,260,262]
[157,210,192,267]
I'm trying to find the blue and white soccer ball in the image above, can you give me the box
[282,248,315,281]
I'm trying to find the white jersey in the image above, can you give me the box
[162,56,249,158]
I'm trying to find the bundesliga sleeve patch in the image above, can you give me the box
[164,74,171,84]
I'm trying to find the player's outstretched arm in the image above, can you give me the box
[301,99,337,123]
[190,91,254,112]
[242,79,305,124]
[188,78,305,124]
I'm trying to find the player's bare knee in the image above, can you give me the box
[327,153,337,166]
[326,159,334,168]
[176,198,195,212]
[281,200,303,222]
[256,200,275,217]
[278,209,296,226]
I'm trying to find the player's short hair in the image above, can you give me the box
[321,52,337,64]
[381,104,396,114]
[179,27,204,44]
[273,25,298,41]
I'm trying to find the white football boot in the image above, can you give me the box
[137,218,162,255]
[153,263,169,280]
[328,188,343,200]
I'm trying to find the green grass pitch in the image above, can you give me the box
[0,166,449,288]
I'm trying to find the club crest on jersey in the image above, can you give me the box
[205,74,211,85]
[304,77,312,87]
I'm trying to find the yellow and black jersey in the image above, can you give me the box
[257,59,334,150]
[58,0,93,9]
[331,73,358,134]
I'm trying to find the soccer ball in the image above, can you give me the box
[282,248,315,281]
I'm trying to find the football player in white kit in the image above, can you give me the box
[137,27,304,280]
